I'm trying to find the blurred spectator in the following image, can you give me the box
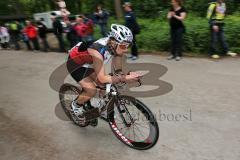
[16,22,31,50]
[0,25,10,49]
[24,20,40,51]
[167,0,187,61]
[52,15,66,52]
[9,21,21,50]
[94,4,109,37]
[207,0,237,59]
[74,16,85,43]
[36,21,50,52]
[21,31,32,50]
[82,15,94,45]
[123,2,140,60]
[65,20,77,48]
[55,0,70,21]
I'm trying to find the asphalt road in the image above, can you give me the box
[0,50,240,160]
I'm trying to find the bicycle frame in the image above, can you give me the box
[96,82,140,123]
[94,84,119,122]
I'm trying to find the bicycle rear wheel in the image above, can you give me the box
[59,83,89,127]
[108,95,159,150]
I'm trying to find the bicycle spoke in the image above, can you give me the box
[115,116,125,123]
[128,126,131,140]
[134,122,150,129]
[114,110,130,124]
[132,129,146,141]
[115,101,148,141]
[116,116,142,142]
[132,127,142,141]
[113,118,130,131]
[65,95,74,101]
[115,121,126,126]
[121,127,130,138]
[132,124,136,141]
[117,123,129,131]
[132,123,148,141]
[120,122,145,142]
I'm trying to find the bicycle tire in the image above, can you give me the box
[108,95,159,150]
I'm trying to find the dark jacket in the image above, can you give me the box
[169,7,186,29]
[94,10,109,24]
[37,22,47,38]
[124,11,140,34]
[53,19,63,35]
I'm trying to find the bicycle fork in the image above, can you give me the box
[116,98,135,127]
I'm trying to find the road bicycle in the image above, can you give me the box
[59,78,159,150]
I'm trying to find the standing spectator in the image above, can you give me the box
[123,2,140,60]
[55,0,70,21]
[21,31,32,51]
[36,21,50,52]
[74,16,91,43]
[17,22,32,50]
[207,0,237,59]
[65,20,77,48]
[82,14,95,45]
[167,0,187,61]
[24,20,40,51]
[52,15,66,52]
[0,25,10,49]
[94,4,109,37]
[9,21,21,50]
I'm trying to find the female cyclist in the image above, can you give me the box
[67,24,141,125]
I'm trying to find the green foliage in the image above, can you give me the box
[130,0,160,18]
[130,13,240,54]
[183,0,210,17]
[223,12,240,53]
[94,12,240,54]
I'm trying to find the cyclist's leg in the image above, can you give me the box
[66,57,97,104]
[76,76,97,105]
[88,72,106,96]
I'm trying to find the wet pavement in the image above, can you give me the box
[0,50,240,160]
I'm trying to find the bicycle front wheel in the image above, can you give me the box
[108,95,159,150]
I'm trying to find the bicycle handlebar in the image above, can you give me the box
[96,72,143,95]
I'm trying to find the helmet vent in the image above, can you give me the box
[112,25,117,31]
[120,31,125,38]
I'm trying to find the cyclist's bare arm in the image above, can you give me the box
[88,48,121,84]
[112,55,123,73]
[111,56,141,82]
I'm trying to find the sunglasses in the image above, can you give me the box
[118,42,131,50]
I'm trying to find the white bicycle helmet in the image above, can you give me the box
[108,24,133,43]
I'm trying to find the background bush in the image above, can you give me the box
[93,12,240,55]
[132,13,240,54]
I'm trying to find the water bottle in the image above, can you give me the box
[90,90,105,109]
[90,97,102,108]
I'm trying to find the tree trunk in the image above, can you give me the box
[9,0,23,15]
[114,0,123,19]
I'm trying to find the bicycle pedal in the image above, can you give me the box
[74,115,87,126]
[83,107,100,122]
[90,119,98,127]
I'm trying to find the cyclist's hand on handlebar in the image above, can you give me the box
[125,71,143,82]
[129,71,143,77]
